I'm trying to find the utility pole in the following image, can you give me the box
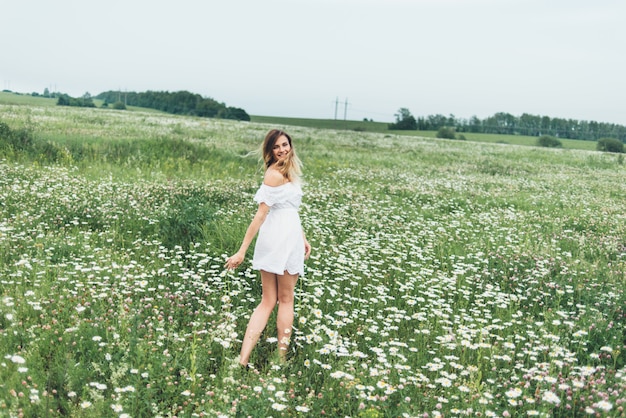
[334,97,350,120]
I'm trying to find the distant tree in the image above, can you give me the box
[43,88,50,98]
[57,94,70,106]
[81,92,95,108]
[436,127,457,139]
[56,93,95,108]
[94,90,247,120]
[112,101,126,110]
[218,107,250,121]
[597,137,624,153]
[468,115,482,133]
[537,135,562,148]
[388,108,417,130]
[409,111,626,142]
[427,114,448,130]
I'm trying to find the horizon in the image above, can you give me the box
[2,89,625,129]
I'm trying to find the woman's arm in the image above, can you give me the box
[303,231,311,260]
[225,203,270,270]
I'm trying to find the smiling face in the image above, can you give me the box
[262,129,295,169]
[272,134,291,162]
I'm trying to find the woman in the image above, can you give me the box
[225,129,311,367]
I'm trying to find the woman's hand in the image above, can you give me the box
[304,239,312,260]
[225,252,244,270]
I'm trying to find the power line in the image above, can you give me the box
[334,97,349,120]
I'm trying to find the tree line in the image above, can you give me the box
[391,108,626,142]
[57,92,95,108]
[95,90,250,121]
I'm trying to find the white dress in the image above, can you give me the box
[251,182,305,276]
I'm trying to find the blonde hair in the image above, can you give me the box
[262,129,302,183]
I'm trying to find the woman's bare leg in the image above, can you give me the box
[276,271,299,361]
[239,270,278,366]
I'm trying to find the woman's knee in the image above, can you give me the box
[277,291,294,305]
[258,296,278,311]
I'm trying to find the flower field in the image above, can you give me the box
[1,104,625,417]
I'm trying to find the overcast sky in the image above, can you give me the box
[2,0,625,125]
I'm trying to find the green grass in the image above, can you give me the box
[0,91,58,106]
[1,102,625,417]
[252,114,392,133]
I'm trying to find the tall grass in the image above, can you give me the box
[1,103,625,417]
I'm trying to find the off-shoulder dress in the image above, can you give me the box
[251,182,305,276]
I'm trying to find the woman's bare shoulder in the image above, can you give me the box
[263,167,285,187]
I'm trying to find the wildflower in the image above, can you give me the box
[181,390,191,396]
[271,402,287,411]
[595,401,612,412]
[10,355,26,364]
[111,404,124,412]
[541,390,560,406]
[296,405,310,413]
[80,401,92,409]
[15,259,32,269]
[505,388,522,398]
[89,382,107,391]
[29,389,40,403]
